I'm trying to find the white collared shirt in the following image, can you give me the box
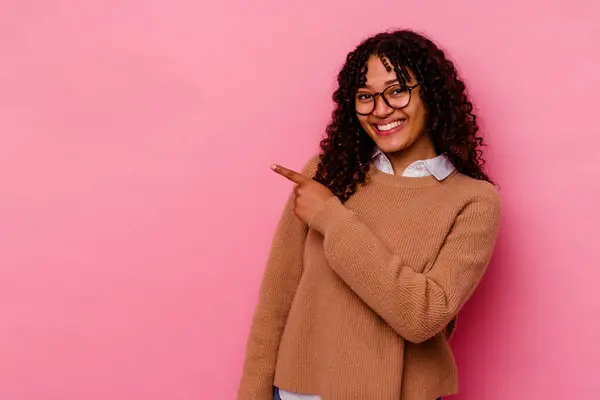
[371,149,455,179]
[278,151,455,400]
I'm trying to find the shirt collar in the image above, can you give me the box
[371,149,455,181]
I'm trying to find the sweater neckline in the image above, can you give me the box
[368,163,458,188]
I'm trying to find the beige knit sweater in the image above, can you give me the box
[238,155,501,400]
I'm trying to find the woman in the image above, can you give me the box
[238,29,501,400]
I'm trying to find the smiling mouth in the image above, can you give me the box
[373,119,406,135]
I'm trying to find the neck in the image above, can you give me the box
[386,135,437,174]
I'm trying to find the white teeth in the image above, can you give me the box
[376,120,404,131]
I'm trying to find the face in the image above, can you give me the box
[356,55,434,158]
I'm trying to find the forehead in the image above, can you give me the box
[363,55,413,89]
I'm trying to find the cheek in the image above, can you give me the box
[357,115,371,131]
[407,105,427,131]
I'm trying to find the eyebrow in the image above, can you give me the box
[361,79,399,90]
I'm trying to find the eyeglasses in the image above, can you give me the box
[354,83,421,116]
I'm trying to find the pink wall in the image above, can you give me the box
[1,1,599,399]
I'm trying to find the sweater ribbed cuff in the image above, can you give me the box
[309,196,352,235]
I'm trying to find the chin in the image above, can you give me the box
[372,133,411,154]
[379,144,409,155]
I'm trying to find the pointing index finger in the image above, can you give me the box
[271,164,310,184]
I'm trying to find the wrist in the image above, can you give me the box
[309,196,352,235]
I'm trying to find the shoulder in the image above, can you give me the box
[446,173,501,214]
[300,153,323,179]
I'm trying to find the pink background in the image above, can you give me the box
[1,1,599,399]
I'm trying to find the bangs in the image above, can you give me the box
[354,34,420,92]
[375,38,414,86]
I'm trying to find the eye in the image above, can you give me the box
[390,86,408,96]
[356,93,373,102]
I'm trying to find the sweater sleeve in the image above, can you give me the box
[309,186,501,344]
[237,156,320,400]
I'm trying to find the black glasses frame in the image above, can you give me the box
[354,83,421,116]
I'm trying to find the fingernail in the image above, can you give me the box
[270,164,277,170]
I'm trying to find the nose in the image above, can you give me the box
[372,94,394,117]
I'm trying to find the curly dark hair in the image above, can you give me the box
[314,29,492,202]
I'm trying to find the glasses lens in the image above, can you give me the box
[384,85,411,109]
[355,92,374,115]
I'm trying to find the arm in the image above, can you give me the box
[309,188,501,344]
[237,157,318,399]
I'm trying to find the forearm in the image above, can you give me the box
[310,195,500,343]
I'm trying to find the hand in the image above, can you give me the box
[271,164,335,225]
